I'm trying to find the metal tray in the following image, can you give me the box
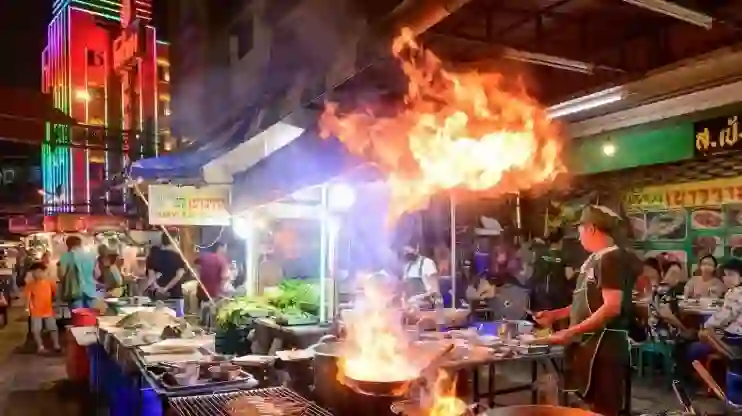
[144,364,259,396]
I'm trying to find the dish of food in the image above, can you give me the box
[628,214,647,240]
[646,211,686,240]
[729,234,742,247]
[727,205,742,227]
[692,235,723,257]
[228,396,307,416]
[691,209,723,229]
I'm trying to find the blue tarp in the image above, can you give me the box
[130,118,253,180]
[233,130,381,205]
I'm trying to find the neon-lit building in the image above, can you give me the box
[40,0,171,213]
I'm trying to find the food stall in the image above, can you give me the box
[228,179,362,353]
[73,300,333,416]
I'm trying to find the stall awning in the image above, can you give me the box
[129,118,252,181]
[231,131,381,211]
[202,121,305,184]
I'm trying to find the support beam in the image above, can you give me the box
[426,32,626,74]
[489,0,578,41]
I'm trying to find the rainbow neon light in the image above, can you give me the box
[41,0,158,214]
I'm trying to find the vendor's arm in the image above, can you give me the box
[146,269,160,289]
[162,267,186,292]
[563,251,624,338]
[705,287,742,330]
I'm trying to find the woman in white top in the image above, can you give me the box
[401,243,438,300]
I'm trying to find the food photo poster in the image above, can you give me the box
[628,206,737,275]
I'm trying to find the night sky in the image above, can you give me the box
[0,0,170,89]
[0,0,51,89]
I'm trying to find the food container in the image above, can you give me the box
[209,364,242,381]
[173,371,199,386]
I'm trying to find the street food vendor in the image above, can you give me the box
[401,241,439,300]
[534,205,641,416]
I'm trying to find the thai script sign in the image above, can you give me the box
[694,114,741,156]
[624,177,742,210]
[148,184,231,226]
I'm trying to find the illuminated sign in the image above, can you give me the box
[694,114,741,157]
[113,20,144,71]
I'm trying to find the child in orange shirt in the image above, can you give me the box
[24,262,60,353]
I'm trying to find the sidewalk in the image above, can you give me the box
[0,306,81,416]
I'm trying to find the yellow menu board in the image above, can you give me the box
[623,177,742,210]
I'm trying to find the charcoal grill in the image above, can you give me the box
[168,387,333,416]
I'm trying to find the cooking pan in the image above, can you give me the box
[338,343,455,397]
[484,405,600,416]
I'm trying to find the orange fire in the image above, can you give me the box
[337,276,420,385]
[320,28,564,220]
[428,371,468,416]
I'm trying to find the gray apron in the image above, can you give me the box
[566,246,631,414]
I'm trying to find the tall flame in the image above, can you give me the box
[338,275,420,384]
[320,28,565,220]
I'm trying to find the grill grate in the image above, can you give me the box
[169,387,333,416]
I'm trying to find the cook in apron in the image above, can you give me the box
[565,246,633,416]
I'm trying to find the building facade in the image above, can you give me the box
[41,0,171,213]
[167,0,382,145]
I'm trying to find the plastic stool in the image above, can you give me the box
[637,341,674,389]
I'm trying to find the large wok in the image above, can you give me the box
[484,406,600,416]
[312,341,452,414]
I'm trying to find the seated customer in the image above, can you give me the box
[636,257,662,297]
[648,261,692,343]
[684,254,726,299]
[687,259,742,363]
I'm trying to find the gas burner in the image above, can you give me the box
[390,399,484,416]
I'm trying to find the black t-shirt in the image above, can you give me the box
[596,248,641,330]
[147,247,185,298]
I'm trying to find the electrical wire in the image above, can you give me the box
[195,226,226,250]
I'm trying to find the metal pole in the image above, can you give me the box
[516,192,522,231]
[319,185,329,324]
[449,194,456,305]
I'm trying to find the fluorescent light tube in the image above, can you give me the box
[548,86,627,118]
[503,49,594,74]
[622,0,712,29]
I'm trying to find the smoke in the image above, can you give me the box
[171,0,371,144]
